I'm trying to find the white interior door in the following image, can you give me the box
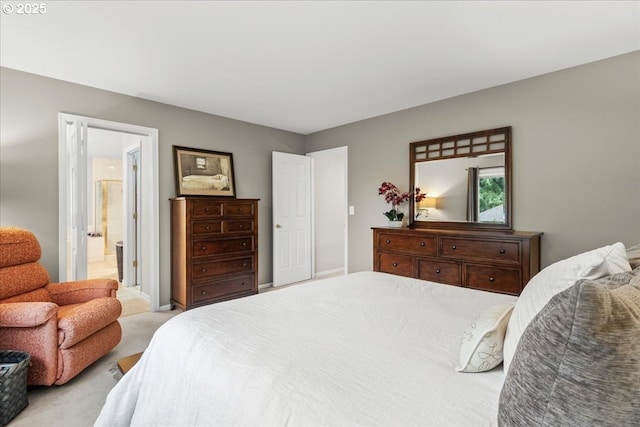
[272,151,312,287]
[58,116,88,281]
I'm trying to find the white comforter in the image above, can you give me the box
[96,271,516,426]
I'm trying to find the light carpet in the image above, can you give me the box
[8,309,181,427]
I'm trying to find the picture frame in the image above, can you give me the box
[173,145,236,197]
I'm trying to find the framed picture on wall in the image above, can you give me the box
[173,146,236,197]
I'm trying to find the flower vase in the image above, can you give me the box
[388,220,403,228]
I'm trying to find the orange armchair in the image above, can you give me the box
[0,227,122,385]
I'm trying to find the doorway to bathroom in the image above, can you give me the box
[85,128,148,316]
[58,114,160,314]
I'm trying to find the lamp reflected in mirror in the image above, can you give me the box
[416,196,438,218]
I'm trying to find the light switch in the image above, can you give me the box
[349,206,355,215]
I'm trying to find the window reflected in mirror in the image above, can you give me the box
[474,165,505,223]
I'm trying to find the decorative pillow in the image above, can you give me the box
[455,300,515,373]
[502,242,631,374]
[498,278,640,427]
[627,243,640,269]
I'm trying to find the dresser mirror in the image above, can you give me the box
[409,126,512,231]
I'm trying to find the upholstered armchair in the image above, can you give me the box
[0,227,122,385]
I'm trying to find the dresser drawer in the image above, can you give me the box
[192,221,223,235]
[224,219,254,233]
[192,237,254,258]
[192,256,254,279]
[378,253,413,277]
[465,264,521,295]
[377,233,437,256]
[191,275,254,305]
[441,238,520,264]
[190,200,223,218]
[223,202,255,217]
[417,258,461,285]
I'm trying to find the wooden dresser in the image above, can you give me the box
[373,227,542,295]
[171,197,259,310]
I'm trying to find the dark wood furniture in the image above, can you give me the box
[171,197,259,310]
[117,352,143,374]
[373,227,542,295]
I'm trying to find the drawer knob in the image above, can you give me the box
[386,239,391,244]
[239,224,244,228]
[499,249,506,254]
[201,290,207,295]
[420,242,425,247]
[392,262,398,267]
[205,225,211,231]
[451,245,457,250]
[205,208,211,213]
[435,268,441,274]
[242,242,247,246]
[241,281,246,287]
[489,277,495,282]
[201,267,207,273]
[242,262,248,267]
[201,246,206,251]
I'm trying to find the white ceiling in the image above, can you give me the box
[1,1,638,134]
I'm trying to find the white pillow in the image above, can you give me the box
[503,242,631,374]
[456,300,515,373]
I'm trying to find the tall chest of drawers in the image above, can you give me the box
[373,227,542,295]
[171,197,259,310]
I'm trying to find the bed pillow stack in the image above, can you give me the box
[502,242,631,374]
[498,273,640,426]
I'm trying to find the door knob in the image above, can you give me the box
[275,224,282,229]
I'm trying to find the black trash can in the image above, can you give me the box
[0,350,31,426]
[115,241,123,283]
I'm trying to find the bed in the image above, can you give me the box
[181,174,229,191]
[95,243,640,427]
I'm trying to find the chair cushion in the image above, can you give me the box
[0,288,52,304]
[57,297,122,349]
[0,302,57,327]
[0,263,51,301]
[0,227,41,267]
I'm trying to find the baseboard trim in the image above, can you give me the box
[314,268,345,278]
[258,282,273,290]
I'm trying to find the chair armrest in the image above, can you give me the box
[0,302,58,327]
[46,279,118,306]
[57,297,122,349]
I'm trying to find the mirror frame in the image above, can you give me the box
[409,126,513,231]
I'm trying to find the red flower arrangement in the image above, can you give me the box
[378,182,426,221]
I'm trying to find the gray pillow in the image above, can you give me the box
[498,278,640,427]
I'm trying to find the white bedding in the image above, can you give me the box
[95,271,516,426]
[181,174,228,191]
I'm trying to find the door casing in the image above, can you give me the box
[57,113,161,311]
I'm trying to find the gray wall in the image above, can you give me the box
[2,52,639,303]
[0,67,305,306]
[305,51,640,271]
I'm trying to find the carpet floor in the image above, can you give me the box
[8,309,181,427]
